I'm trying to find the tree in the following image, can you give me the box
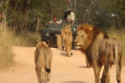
[0,0,125,33]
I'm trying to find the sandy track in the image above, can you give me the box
[0,46,125,83]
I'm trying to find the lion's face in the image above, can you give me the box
[75,29,88,49]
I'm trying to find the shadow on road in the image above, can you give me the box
[60,51,72,58]
[60,52,67,56]
[79,66,92,69]
[79,66,87,68]
[63,81,88,83]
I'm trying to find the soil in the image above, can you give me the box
[0,46,125,83]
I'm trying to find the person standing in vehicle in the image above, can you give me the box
[53,15,57,23]
[63,10,75,24]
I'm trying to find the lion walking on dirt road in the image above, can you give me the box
[61,25,73,56]
[35,41,53,83]
[75,24,122,83]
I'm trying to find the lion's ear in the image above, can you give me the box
[89,27,93,31]
[35,40,41,46]
[42,42,48,47]
[77,25,82,31]
[87,27,93,34]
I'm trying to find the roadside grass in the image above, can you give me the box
[0,28,15,70]
[0,27,41,70]
[10,32,41,47]
[107,28,125,63]
[0,41,15,69]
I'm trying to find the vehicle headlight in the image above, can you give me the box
[73,28,76,31]
[46,32,50,37]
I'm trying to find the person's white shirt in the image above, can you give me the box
[67,12,75,23]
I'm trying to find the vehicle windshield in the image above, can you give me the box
[44,23,77,32]
[45,23,64,31]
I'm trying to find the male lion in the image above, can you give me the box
[75,24,122,83]
[61,25,73,56]
[35,41,53,83]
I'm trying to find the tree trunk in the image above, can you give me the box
[36,17,40,31]
[24,8,29,33]
[114,16,118,30]
[13,18,16,33]
[3,11,7,37]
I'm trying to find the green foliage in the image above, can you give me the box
[7,0,65,31]
[1,0,125,32]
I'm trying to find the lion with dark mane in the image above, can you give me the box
[75,24,122,83]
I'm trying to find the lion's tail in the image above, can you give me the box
[44,51,52,73]
[114,45,119,78]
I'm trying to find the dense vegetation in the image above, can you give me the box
[0,0,125,33]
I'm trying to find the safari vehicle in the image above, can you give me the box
[41,0,78,48]
[41,23,78,48]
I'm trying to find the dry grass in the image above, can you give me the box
[9,31,41,47]
[107,28,125,63]
[0,25,41,70]
[0,26,14,69]
[0,41,15,69]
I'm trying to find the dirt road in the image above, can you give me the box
[0,46,125,83]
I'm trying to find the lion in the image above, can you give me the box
[35,41,53,83]
[56,34,63,49]
[75,24,122,83]
[61,25,73,56]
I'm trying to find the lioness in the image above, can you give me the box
[35,41,53,83]
[56,34,63,49]
[61,25,73,56]
[75,24,122,83]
